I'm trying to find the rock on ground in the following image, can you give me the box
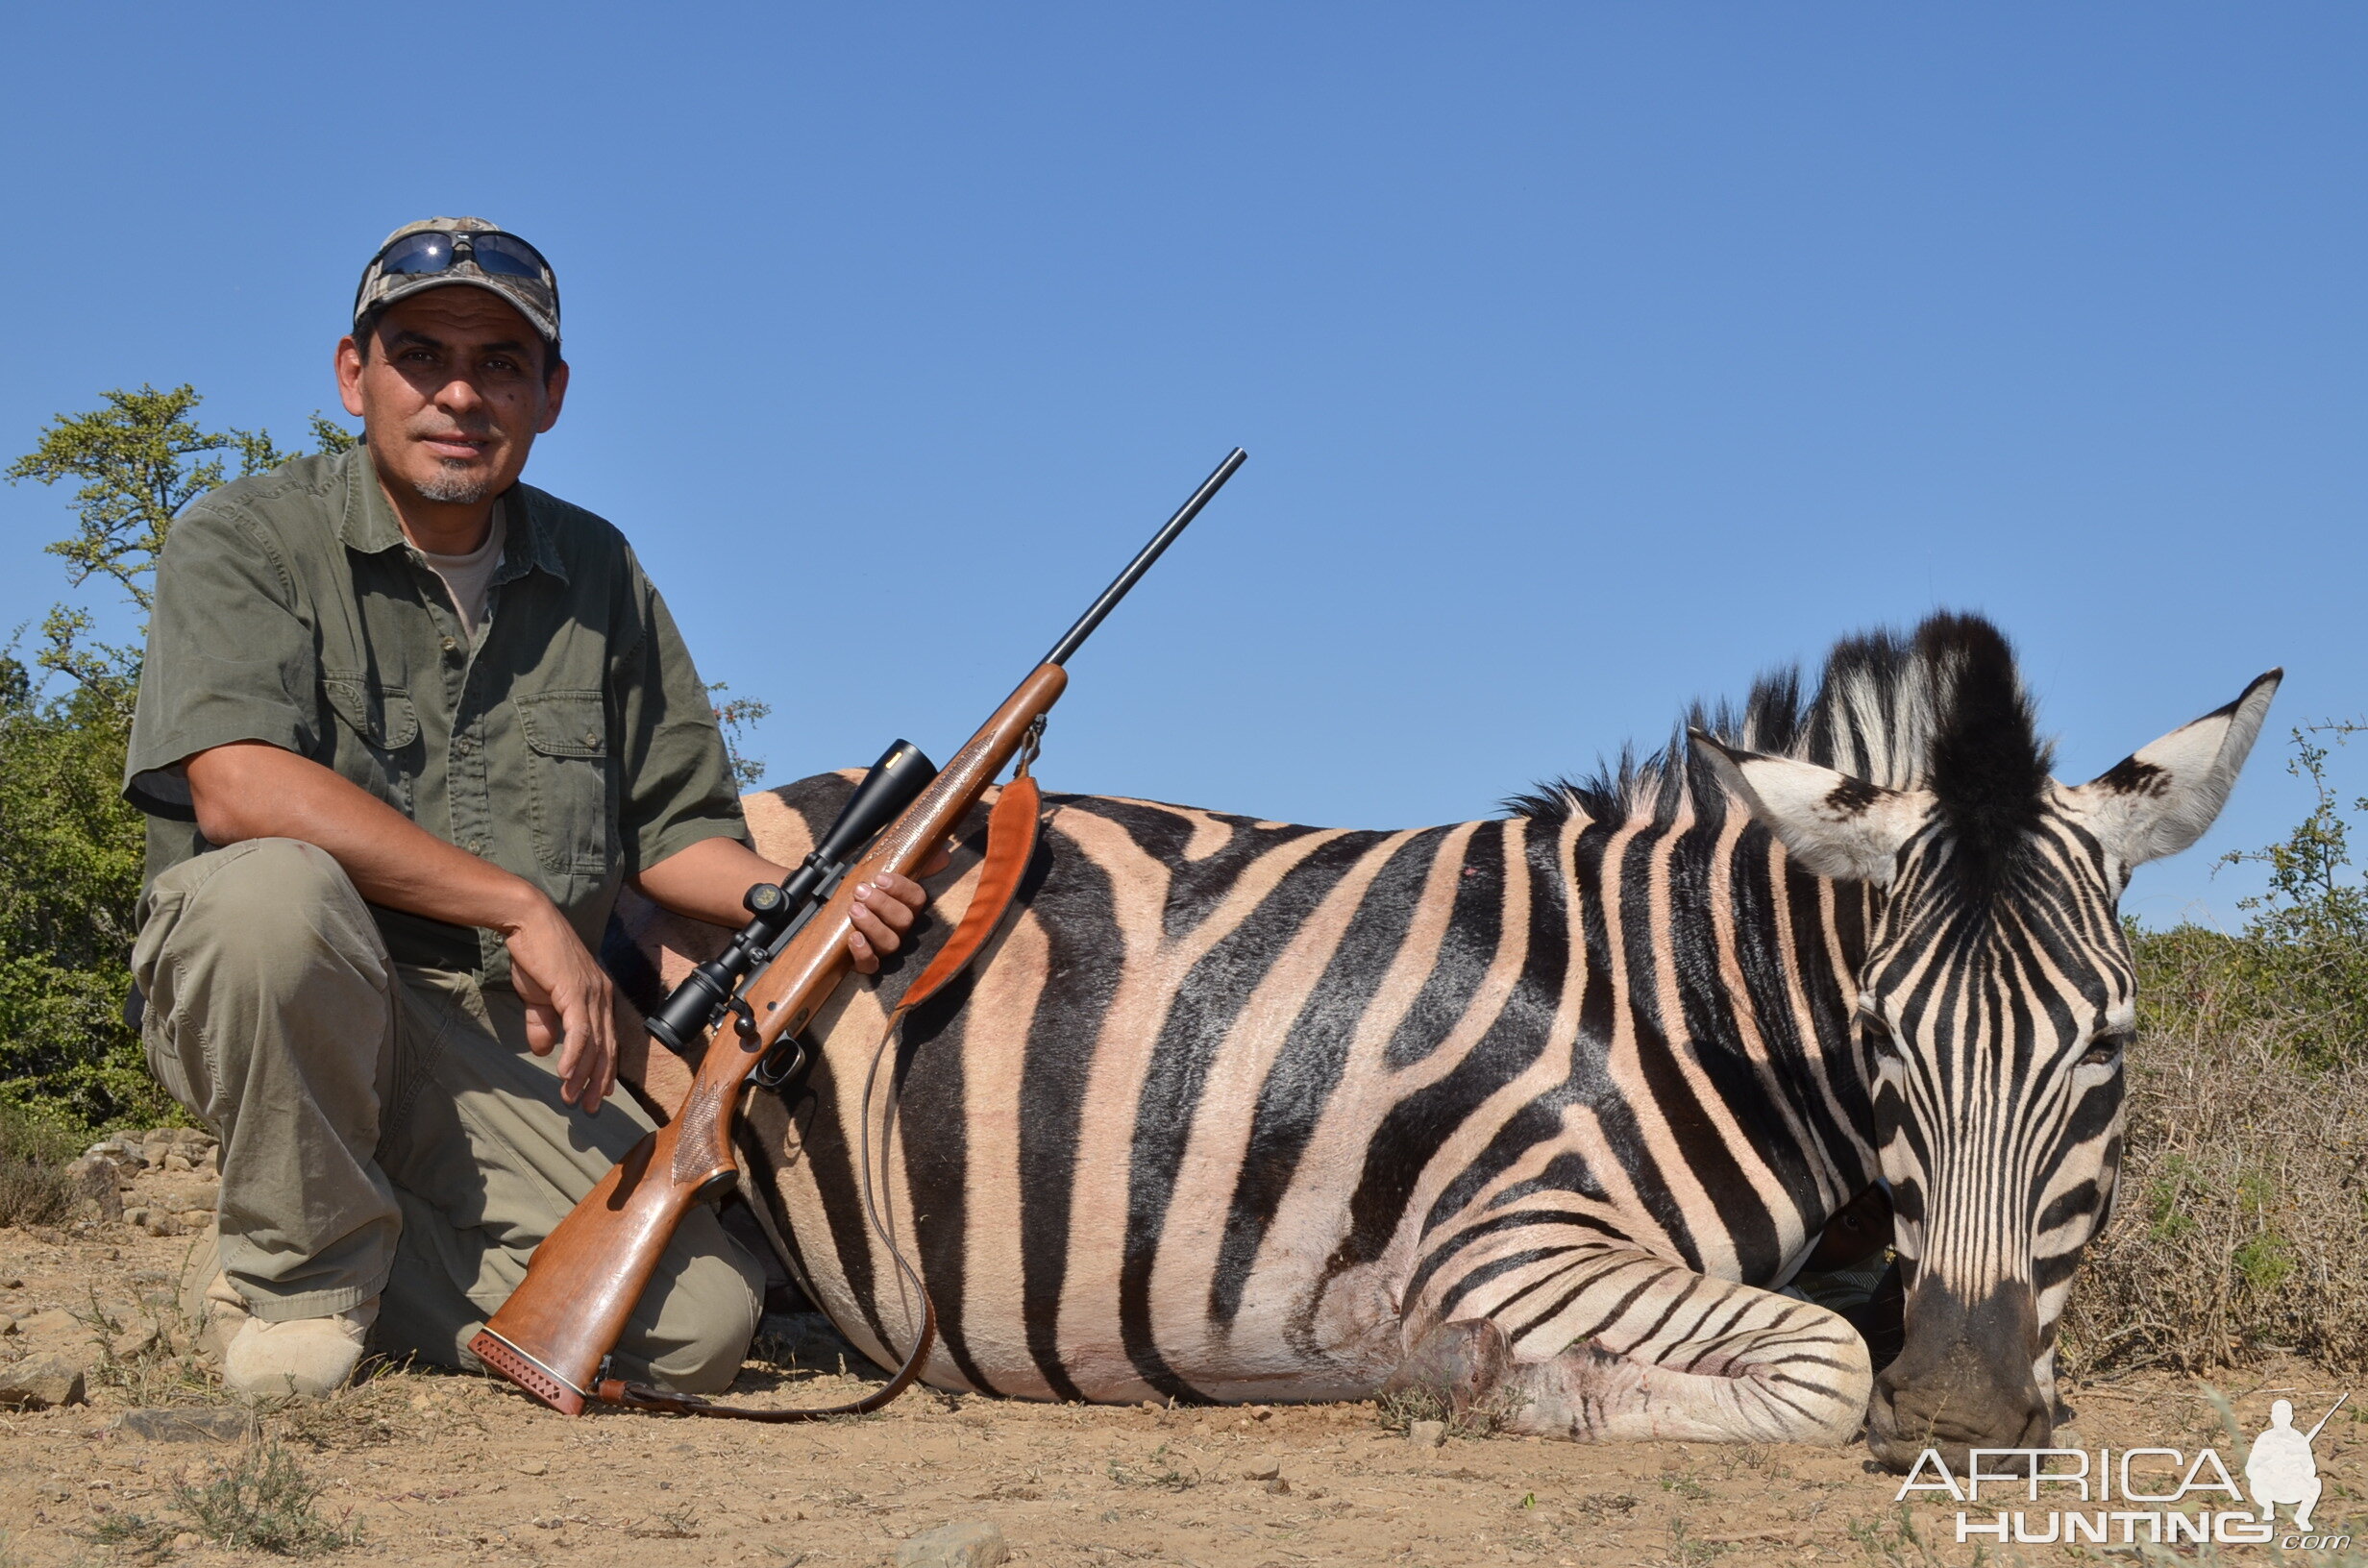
[112,1407,255,1441]
[894,1520,1007,1568]
[63,1156,124,1222]
[0,1355,86,1409]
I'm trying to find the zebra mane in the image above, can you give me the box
[1508,610,2056,880]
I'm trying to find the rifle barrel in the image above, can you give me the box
[1043,448,1246,668]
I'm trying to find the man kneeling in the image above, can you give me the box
[125,218,928,1399]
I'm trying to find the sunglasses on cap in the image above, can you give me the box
[372,228,552,282]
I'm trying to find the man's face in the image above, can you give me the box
[335,288,568,508]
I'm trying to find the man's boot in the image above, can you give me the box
[221,1300,379,1400]
[182,1226,377,1399]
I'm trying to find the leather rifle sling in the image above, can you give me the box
[591,772,1046,1421]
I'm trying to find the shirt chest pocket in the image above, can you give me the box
[323,677,420,815]
[515,690,616,873]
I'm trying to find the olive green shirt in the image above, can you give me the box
[126,447,748,979]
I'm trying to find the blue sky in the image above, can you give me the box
[3,4,2360,928]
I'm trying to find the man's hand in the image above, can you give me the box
[501,897,618,1113]
[847,870,930,974]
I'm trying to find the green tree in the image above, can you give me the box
[2213,722,2368,1064]
[0,652,159,1128]
[2,386,350,1131]
[6,384,296,705]
[707,681,773,790]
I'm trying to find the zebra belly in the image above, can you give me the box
[765,962,1418,1404]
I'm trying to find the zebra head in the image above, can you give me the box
[1699,617,2279,1471]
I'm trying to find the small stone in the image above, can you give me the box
[516,1458,548,1476]
[1407,1419,1446,1448]
[893,1521,1007,1568]
[0,1276,20,1289]
[0,1356,88,1409]
[19,1308,77,1335]
[1249,1405,1273,1421]
[64,1157,124,1223]
[172,1532,201,1551]
[139,1213,182,1237]
[114,1407,255,1442]
[1241,1457,1282,1482]
[0,1315,14,1335]
[163,1152,195,1173]
[124,1207,151,1228]
[1265,1477,1293,1496]
[111,1325,160,1360]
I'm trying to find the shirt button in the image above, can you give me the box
[583,731,599,747]
[468,838,487,855]
[441,637,459,654]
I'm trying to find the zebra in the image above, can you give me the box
[614,611,2275,1467]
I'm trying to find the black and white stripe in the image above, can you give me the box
[623,612,2274,1457]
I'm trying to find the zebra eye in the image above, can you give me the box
[2077,1031,2132,1069]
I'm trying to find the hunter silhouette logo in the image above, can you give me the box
[2247,1394,2345,1531]
[1897,1391,2354,1550]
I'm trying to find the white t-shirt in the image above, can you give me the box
[417,514,506,644]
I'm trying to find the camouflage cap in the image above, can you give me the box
[352,216,561,352]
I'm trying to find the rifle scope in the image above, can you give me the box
[644,739,938,1053]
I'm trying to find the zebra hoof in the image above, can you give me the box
[1382,1319,1513,1421]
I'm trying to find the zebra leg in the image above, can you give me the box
[1387,1244,1872,1446]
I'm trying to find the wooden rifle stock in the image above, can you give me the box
[472,663,1067,1412]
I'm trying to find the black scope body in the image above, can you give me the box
[643,739,938,1054]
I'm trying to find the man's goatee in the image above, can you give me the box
[416,461,492,505]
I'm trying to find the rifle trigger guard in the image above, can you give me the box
[753,1034,809,1090]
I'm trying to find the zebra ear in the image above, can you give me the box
[2061,670,2282,868]
[1691,731,1931,885]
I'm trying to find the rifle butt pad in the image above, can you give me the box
[470,1327,589,1415]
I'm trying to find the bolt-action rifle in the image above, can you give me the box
[470,449,1246,1419]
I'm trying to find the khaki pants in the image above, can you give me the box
[133,837,762,1393]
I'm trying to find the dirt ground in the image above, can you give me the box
[3,1158,2362,1568]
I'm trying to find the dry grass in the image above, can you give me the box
[1373,1380,1532,1439]
[2060,931,2368,1377]
[72,1283,227,1407]
[88,1439,362,1557]
[0,1101,78,1227]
